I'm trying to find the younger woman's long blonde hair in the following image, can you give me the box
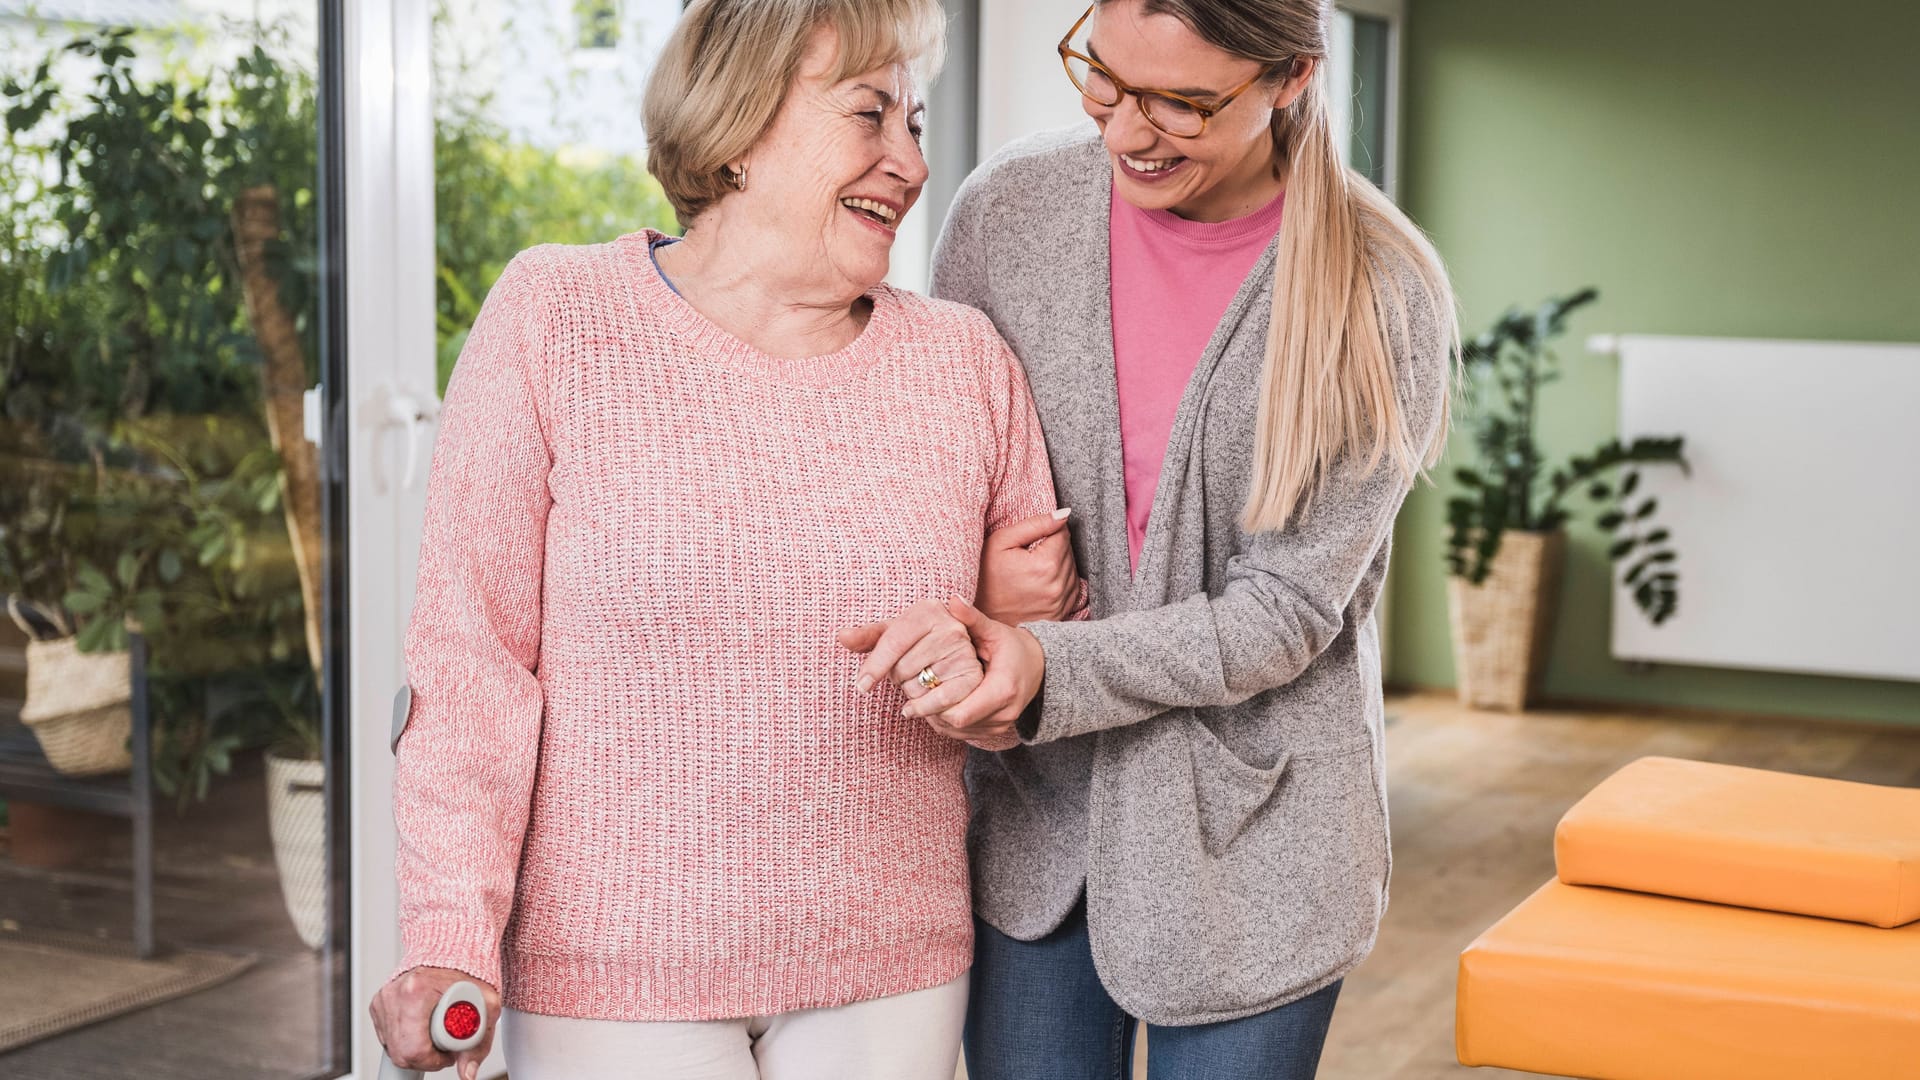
[1118,0,1456,531]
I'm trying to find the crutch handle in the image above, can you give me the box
[377,979,488,1080]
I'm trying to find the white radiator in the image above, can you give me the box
[1590,333,1920,684]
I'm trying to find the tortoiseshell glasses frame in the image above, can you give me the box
[1056,4,1287,139]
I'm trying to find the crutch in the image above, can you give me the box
[379,686,490,1080]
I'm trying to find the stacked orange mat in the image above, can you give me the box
[1455,756,1920,1079]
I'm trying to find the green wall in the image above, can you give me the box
[1390,0,1920,724]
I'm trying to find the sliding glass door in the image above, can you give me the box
[0,0,355,1073]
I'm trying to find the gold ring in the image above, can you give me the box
[917,667,942,690]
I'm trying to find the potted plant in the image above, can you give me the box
[115,416,324,945]
[5,28,323,781]
[6,600,139,778]
[1444,288,1688,710]
[105,418,327,947]
[14,565,157,777]
[255,665,326,948]
[0,452,160,777]
[108,415,313,808]
[5,31,330,679]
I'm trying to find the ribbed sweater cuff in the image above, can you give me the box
[396,919,505,992]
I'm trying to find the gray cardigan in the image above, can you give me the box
[931,129,1449,1025]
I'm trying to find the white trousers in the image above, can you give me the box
[502,974,968,1080]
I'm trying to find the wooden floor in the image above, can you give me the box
[1317,691,1920,1080]
[0,614,340,1079]
[957,691,1920,1080]
[0,749,338,1080]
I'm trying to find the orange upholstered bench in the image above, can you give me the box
[1456,757,1920,1079]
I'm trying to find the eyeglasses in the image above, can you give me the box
[1057,4,1284,139]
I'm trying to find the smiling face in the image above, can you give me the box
[731,26,930,296]
[1081,0,1305,222]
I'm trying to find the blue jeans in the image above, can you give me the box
[965,900,1343,1080]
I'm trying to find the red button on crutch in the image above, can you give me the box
[377,979,489,1080]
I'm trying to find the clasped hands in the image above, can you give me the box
[835,509,1076,751]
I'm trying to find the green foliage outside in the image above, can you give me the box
[1,18,673,805]
[434,111,673,391]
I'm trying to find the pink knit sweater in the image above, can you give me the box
[393,231,1064,1021]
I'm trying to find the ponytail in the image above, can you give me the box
[1242,68,1456,531]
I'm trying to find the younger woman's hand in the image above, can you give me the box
[977,509,1079,625]
[881,597,1048,750]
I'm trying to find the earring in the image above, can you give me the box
[730,164,748,192]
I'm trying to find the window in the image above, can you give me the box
[575,0,619,50]
[1330,0,1402,197]
[0,2,353,1075]
[432,0,681,390]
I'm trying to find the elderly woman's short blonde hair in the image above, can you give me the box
[644,0,947,228]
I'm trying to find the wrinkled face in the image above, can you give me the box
[735,26,929,294]
[1081,0,1294,220]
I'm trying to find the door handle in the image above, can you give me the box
[357,384,440,495]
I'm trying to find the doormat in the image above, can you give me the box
[0,928,255,1052]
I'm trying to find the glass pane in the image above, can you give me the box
[1348,13,1391,189]
[433,0,680,393]
[0,1,345,1075]
[1328,8,1356,167]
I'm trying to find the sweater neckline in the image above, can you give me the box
[621,229,899,389]
[1116,187,1286,246]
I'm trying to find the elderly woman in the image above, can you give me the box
[366,1,1083,1078]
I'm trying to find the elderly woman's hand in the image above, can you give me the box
[926,597,1046,749]
[837,598,987,738]
[370,966,500,1080]
[977,509,1079,625]
[838,597,1045,751]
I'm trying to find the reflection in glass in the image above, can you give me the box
[1,6,340,1076]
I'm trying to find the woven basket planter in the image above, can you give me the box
[267,752,328,949]
[1448,530,1565,712]
[18,636,134,777]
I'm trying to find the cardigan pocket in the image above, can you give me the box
[1184,713,1292,856]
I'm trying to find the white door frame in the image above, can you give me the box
[341,0,457,1070]
[1333,0,1407,675]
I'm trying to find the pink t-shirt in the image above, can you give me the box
[1110,187,1284,568]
